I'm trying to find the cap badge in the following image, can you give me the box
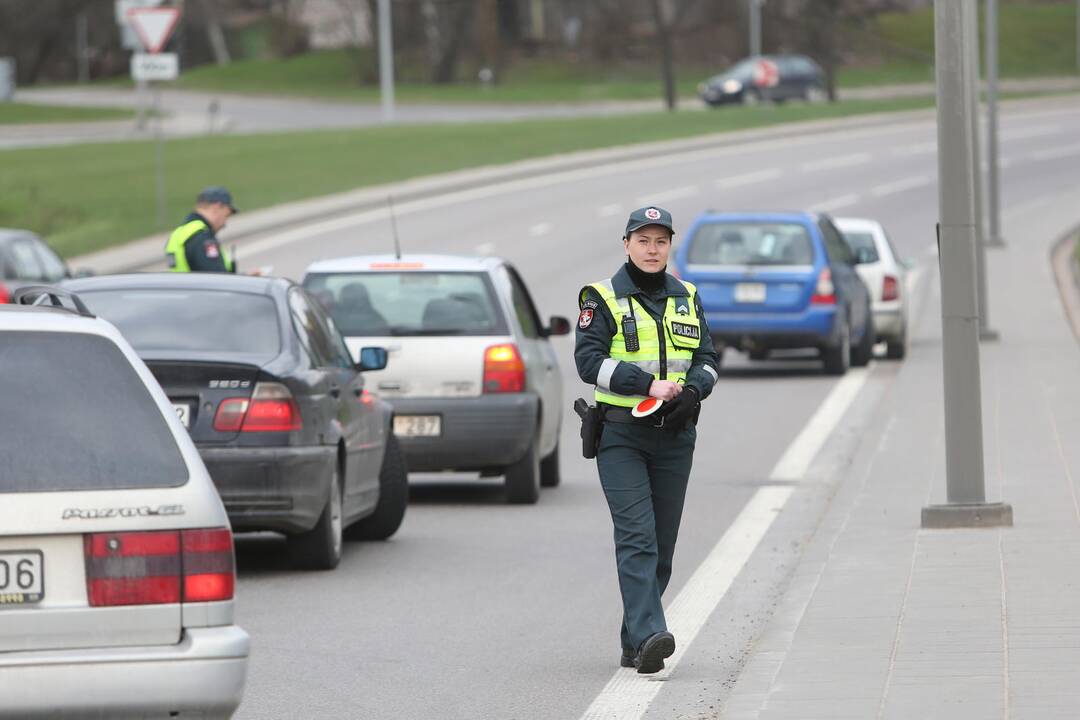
[644,208,662,221]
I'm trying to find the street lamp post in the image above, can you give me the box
[986,0,1005,248]
[377,0,395,123]
[921,0,1011,529]
[749,0,763,57]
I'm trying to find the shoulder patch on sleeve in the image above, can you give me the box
[582,298,599,310]
[578,308,595,329]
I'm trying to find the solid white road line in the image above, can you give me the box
[809,193,860,212]
[579,486,794,720]
[636,185,699,206]
[769,368,871,482]
[800,152,872,173]
[714,168,783,190]
[891,141,936,157]
[871,175,932,197]
[999,123,1061,141]
[579,367,871,720]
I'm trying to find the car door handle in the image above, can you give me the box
[329,387,341,398]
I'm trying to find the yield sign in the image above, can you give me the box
[127,7,181,54]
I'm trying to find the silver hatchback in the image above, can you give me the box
[0,289,249,718]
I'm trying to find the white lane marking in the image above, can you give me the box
[891,141,936,157]
[770,368,871,481]
[871,174,932,197]
[636,185,699,206]
[529,222,552,237]
[580,368,871,720]
[475,241,496,256]
[999,123,1061,141]
[579,486,794,720]
[800,152,872,173]
[714,168,782,189]
[598,203,624,217]
[809,193,860,212]
[1029,142,1080,162]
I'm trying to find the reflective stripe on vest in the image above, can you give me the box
[164,219,233,272]
[590,277,701,408]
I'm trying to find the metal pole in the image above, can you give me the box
[749,0,762,57]
[986,0,1005,247]
[965,0,998,341]
[921,0,1011,529]
[153,86,166,230]
[76,11,89,84]
[377,0,395,123]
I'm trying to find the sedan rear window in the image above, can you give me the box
[840,231,880,263]
[688,222,816,266]
[0,332,188,492]
[79,289,281,356]
[304,271,508,337]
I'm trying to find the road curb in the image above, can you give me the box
[1050,222,1080,343]
[71,94,1079,275]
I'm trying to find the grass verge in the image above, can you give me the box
[0,103,133,125]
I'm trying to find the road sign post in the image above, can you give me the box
[986,0,1005,248]
[749,0,763,57]
[922,0,1011,529]
[377,0,395,123]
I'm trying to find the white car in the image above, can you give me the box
[302,255,569,504]
[834,217,910,359]
[0,288,249,719]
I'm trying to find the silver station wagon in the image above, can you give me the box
[302,255,570,504]
[0,288,249,719]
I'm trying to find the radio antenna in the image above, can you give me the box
[388,195,402,260]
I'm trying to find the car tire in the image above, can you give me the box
[505,437,540,504]
[288,465,343,571]
[346,434,408,541]
[540,441,561,488]
[886,324,907,360]
[822,317,851,376]
[850,316,875,367]
[748,347,769,361]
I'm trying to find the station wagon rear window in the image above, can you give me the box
[839,231,880,263]
[0,332,188,492]
[303,272,508,337]
[79,289,282,356]
[687,222,816,266]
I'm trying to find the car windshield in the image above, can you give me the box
[0,331,188,492]
[840,231,880,263]
[78,289,282,356]
[303,271,508,337]
[687,222,816,266]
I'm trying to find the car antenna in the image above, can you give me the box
[388,194,402,260]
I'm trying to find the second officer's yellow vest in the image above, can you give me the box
[589,278,702,407]
[164,218,233,272]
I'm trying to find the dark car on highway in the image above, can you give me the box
[698,55,826,106]
[0,229,73,303]
[63,273,407,570]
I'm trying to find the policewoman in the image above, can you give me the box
[574,206,719,674]
[164,186,238,273]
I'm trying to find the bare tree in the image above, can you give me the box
[650,0,676,111]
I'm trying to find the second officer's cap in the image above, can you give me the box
[624,206,674,237]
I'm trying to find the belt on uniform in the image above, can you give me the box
[600,404,668,428]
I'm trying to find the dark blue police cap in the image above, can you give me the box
[625,206,674,237]
[196,186,238,213]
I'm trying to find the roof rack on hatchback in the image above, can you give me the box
[13,285,95,318]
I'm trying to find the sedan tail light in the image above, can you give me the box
[811,268,836,305]
[84,528,235,607]
[882,275,900,302]
[213,382,302,432]
[483,344,526,393]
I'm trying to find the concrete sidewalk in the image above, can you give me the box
[722,201,1080,717]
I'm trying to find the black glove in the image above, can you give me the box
[661,385,699,432]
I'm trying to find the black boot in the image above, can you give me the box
[620,647,635,668]
[634,632,675,674]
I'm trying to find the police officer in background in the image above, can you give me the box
[575,206,719,674]
[165,186,238,273]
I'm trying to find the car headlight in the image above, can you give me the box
[723,79,743,94]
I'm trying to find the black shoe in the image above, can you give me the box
[634,632,675,674]
[620,647,635,668]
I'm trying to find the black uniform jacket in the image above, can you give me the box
[575,264,720,400]
[182,212,234,273]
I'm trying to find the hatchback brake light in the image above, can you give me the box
[483,344,525,393]
[84,528,235,607]
[213,382,302,432]
[0,282,9,304]
[811,268,836,305]
[882,274,900,302]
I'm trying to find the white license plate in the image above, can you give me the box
[394,415,442,438]
[734,282,767,303]
[0,551,44,606]
[172,403,191,428]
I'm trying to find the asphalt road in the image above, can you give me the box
[221,95,1080,719]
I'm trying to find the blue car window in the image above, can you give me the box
[687,222,815,266]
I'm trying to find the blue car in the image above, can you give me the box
[673,211,874,375]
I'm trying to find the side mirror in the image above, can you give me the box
[357,346,388,372]
[545,316,571,337]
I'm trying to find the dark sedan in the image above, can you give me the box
[64,273,407,570]
[0,229,73,303]
[698,55,826,106]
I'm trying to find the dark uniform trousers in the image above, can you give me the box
[599,421,696,652]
